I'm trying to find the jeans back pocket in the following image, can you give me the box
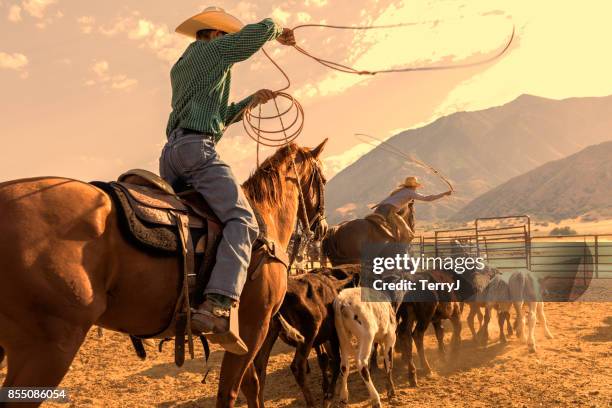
[173,138,207,173]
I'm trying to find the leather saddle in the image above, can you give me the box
[92,169,223,366]
[365,212,413,242]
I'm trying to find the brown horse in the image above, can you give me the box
[0,140,328,408]
[322,203,415,265]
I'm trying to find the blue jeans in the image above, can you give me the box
[159,128,259,300]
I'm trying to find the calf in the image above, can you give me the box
[477,269,553,352]
[334,287,396,408]
[473,274,514,345]
[509,269,554,352]
[395,269,462,387]
[253,264,360,407]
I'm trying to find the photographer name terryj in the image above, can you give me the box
[372,279,461,293]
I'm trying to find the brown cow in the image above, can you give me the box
[252,264,360,407]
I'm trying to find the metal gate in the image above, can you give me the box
[414,215,531,270]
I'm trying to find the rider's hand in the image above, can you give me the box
[252,89,276,106]
[445,190,453,196]
[277,28,296,46]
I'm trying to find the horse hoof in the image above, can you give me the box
[528,345,536,353]
[372,402,382,408]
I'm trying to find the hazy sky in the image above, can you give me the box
[1,0,611,182]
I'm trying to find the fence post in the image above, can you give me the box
[594,235,599,279]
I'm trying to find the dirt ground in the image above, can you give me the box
[2,302,610,407]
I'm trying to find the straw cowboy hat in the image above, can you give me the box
[175,6,244,38]
[400,176,422,188]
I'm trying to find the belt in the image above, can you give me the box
[172,128,217,142]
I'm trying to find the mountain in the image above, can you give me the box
[451,141,612,221]
[325,94,612,224]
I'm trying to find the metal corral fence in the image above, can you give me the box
[413,215,612,279]
[308,214,612,278]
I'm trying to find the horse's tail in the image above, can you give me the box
[276,314,304,343]
[0,346,5,368]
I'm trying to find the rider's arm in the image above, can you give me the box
[215,18,283,65]
[224,94,255,125]
[412,191,449,202]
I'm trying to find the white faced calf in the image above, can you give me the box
[333,287,396,408]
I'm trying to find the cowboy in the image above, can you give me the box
[373,176,451,241]
[159,7,296,354]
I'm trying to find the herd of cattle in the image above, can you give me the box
[251,250,553,407]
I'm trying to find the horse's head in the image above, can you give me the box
[243,138,329,242]
[295,139,328,240]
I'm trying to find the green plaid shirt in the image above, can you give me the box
[166,18,283,141]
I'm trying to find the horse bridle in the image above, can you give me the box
[292,152,326,238]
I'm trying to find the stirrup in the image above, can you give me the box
[205,303,248,355]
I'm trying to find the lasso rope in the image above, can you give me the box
[355,132,455,192]
[291,23,515,75]
[224,20,515,164]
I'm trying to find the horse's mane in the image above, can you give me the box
[242,143,301,206]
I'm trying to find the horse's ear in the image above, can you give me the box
[310,138,328,159]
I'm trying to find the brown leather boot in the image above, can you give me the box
[191,299,248,355]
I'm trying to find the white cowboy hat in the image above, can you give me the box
[400,176,422,189]
[175,6,244,39]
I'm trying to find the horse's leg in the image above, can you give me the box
[240,363,261,408]
[2,326,88,407]
[537,302,554,339]
[217,314,272,408]
[251,318,280,407]
[217,277,283,408]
